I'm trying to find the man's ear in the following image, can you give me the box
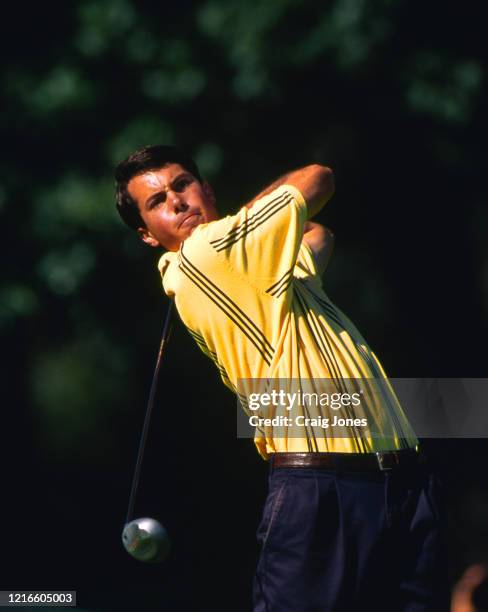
[202,181,216,205]
[137,227,160,248]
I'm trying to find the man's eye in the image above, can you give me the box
[150,196,166,209]
[175,178,191,191]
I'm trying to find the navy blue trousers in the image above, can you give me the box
[253,460,449,612]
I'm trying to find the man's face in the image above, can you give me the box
[128,163,219,251]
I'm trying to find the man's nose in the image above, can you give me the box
[167,191,188,212]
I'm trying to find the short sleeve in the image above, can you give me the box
[205,184,307,294]
[157,251,178,297]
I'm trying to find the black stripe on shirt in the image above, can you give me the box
[179,247,274,365]
[187,328,223,366]
[355,344,409,449]
[210,191,291,247]
[294,287,369,452]
[294,288,344,393]
[303,285,344,328]
[187,328,211,352]
[299,286,407,449]
[210,191,293,252]
[265,266,294,298]
[237,392,250,411]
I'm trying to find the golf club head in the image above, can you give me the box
[122,517,171,563]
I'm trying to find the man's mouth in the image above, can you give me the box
[180,213,202,229]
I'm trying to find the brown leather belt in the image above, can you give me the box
[270,449,421,472]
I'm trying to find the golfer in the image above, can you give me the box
[115,145,448,611]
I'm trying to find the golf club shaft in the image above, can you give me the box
[125,299,174,525]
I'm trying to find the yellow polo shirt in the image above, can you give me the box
[159,185,418,459]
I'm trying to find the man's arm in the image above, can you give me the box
[245,164,334,218]
[303,221,335,276]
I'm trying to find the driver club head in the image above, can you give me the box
[122,517,171,563]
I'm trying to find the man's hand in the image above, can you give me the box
[302,221,335,275]
[245,164,334,218]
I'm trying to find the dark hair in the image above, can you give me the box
[115,144,202,230]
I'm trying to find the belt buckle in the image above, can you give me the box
[375,452,393,471]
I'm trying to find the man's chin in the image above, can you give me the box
[185,218,204,236]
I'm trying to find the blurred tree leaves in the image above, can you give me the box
[405,54,483,123]
[76,0,137,57]
[30,330,131,461]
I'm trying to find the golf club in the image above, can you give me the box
[122,299,174,563]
